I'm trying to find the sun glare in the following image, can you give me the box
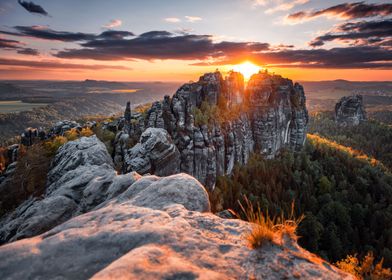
[233,61,260,80]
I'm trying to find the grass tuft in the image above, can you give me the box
[237,196,304,249]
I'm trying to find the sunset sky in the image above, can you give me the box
[0,0,391,81]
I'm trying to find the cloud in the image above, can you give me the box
[0,37,23,49]
[185,16,202,22]
[0,58,131,70]
[164,17,181,23]
[103,19,122,29]
[3,25,391,70]
[252,0,308,13]
[54,30,270,61]
[265,0,309,14]
[0,26,134,42]
[18,0,48,16]
[0,26,96,42]
[52,28,391,69]
[174,28,194,35]
[253,0,268,6]
[0,37,39,55]
[287,2,392,23]
[17,48,39,55]
[97,30,135,39]
[193,45,392,69]
[309,19,392,47]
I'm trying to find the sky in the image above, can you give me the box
[0,0,391,81]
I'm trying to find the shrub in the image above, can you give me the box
[336,252,392,280]
[93,124,115,154]
[192,106,209,126]
[0,143,52,214]
[64,128,79,141]
[80,127,94,137]
[44,136,67,156]
[64,127,94,141]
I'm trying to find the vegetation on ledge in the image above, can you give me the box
[210,132,392,268]
[309,111,392,170]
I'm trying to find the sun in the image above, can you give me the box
[233,61,260,80]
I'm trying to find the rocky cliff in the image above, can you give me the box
[335,95,367,126]
[0,136,353,280]
[123,70,308,189]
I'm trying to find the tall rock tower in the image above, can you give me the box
[124,101,131,133]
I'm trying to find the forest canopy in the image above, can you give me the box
[210,127,392,267]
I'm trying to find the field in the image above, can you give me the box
[0,101,48,114]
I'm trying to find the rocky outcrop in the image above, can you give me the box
[113,130,130,169]
[124,71,308,189]
[225,71,244,104]
[335,95,367,126]
[0,136,128,243]
[124,128,181,176]
[0,137,353,279]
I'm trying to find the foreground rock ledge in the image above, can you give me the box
[0,136,353,279]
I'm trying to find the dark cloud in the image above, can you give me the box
[0,37,39,55]
[54,29,391,69]
[55,31,270,61]
[0,38,23,49]
[287,2,392,23]
[17,48,39,55]
[251,46,392,69]
[0,26,134,42]
[310,19,392,47]
[0,58,131,70]
[18,0,48,16]
[2,25,391,70]
[193,45,392,69]
[0,26,96,42]
[97,30,135,39]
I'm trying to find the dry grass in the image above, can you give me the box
[43,136,68,156]
[80,127,94,137]
[336,252,392,280]
[237,196,304,249]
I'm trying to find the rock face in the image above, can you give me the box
[0,136,124,243]
[124,71,308,189]
[124,128,181,176]
[335,95,367,126]
[0,137,353,280]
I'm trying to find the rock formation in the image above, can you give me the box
[124,128,181,176]
[335,95,367,126]
[0,136,353,279]
[124,70,308,189]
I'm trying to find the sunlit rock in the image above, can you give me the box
[125,70,308,188]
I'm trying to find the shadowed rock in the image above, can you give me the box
[124,128,181,176]
[335,95,367,126]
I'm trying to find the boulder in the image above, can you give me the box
[124,128,181,176]
[335,95,367,126]
[0,176,353,280]
[50,120,81,136]
[0,136,136,244]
